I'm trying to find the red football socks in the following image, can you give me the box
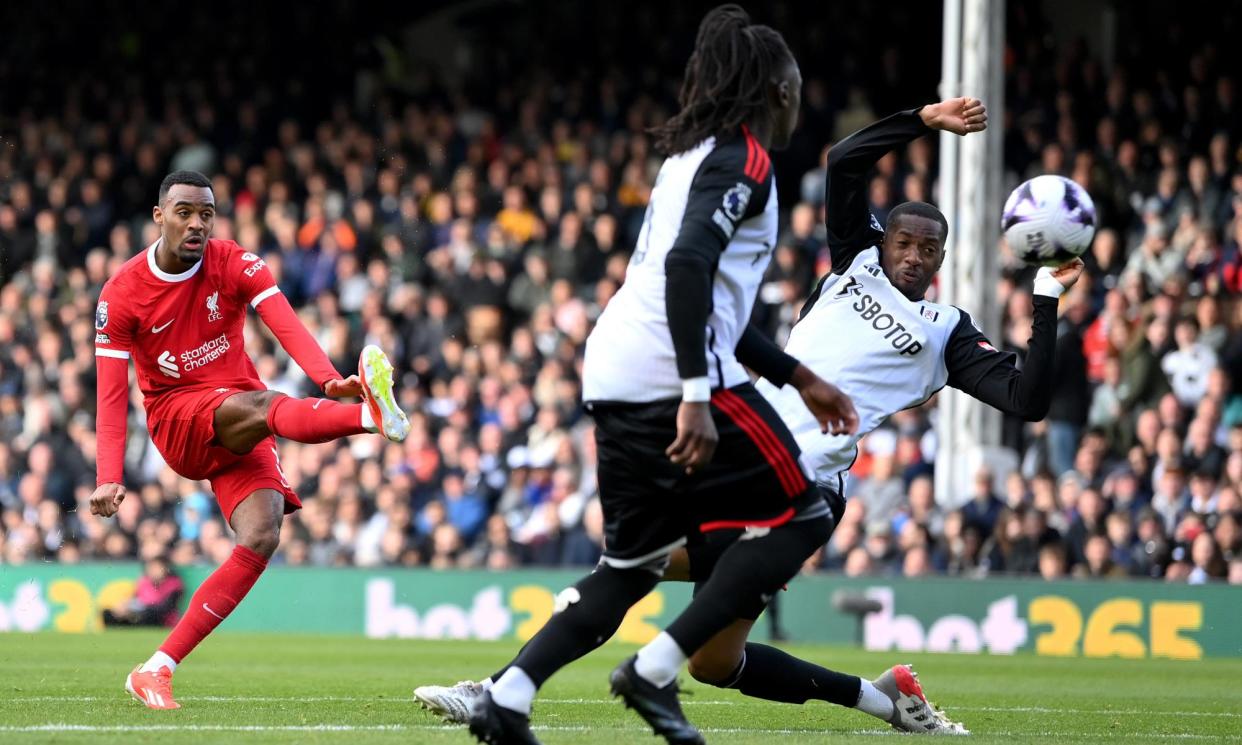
[159,545,268,662]
[265,395,366,443]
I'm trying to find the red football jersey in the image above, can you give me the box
[94,238,277,413]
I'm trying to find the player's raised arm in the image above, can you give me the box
[664,138,772,472]
[945,258,1084,420]
[822,98,987,276]
[91,285,133,517]
[232,248,356,397]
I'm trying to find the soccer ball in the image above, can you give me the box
[1001,175,1096,266]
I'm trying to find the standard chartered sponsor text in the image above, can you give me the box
[181,334,230,371]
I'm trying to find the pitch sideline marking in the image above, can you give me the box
[7,696,1241,719]
[0,724,1227,739]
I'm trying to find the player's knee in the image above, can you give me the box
[215,391,283,452]
[238,526,280,558]
[687,652,741,687]
[250,391,284,429]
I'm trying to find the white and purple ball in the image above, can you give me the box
[1002,175,1096,266]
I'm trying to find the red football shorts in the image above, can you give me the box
[147,387,301,521]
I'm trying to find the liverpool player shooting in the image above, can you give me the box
[91,170,410,710]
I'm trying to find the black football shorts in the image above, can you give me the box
[587,382,818,570]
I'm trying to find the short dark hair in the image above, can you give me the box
[159,170,212,203]
[886,201,949,243]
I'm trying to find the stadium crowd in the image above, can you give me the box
[0,2,1240,585]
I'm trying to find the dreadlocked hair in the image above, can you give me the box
[653,4,794,155]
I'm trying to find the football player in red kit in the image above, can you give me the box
[90,170,410,709]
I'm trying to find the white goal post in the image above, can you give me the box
[934,0,1007,508]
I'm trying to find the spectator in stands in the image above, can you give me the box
[855,432,904,523]
[1038,542,1069,580]
[961,467,1005,535]
[1047,293,1091,476]
[1163,318,1218,407]
[1074,533,1128,579]
[1188,531,1228,583]
[102,557,184,628]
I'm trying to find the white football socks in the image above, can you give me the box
[490,667,536,714]
[633,631,687,688]
[139,650,178,674]
[856,679,895,719]
[360,406,376,432]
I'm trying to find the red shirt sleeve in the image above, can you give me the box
[95,356,129,485]
[94,282,133,485]
[255,291,343,389]
[228,245,342,388]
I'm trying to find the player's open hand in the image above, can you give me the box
[1048,257,1086,290]
[89,483,126,518]
[324,375,363,398]
[792,366,860,436]
[668,401,719,475]
[921,97,987,136]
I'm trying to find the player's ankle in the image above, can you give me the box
[139,650,179,674]
[489,667,536,714]
[634,632,687,687]
[856,679,894,719]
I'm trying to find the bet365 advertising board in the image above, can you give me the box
[1,566,1237,659]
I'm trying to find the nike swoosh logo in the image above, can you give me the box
[152,319,174,333]
[313,399,325,410]
[202,602,225,620]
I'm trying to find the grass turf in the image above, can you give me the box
[0,630,1238,744]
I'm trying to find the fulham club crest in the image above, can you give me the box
[206,291,222,322]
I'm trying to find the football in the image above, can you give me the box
[1002,174,1097,266]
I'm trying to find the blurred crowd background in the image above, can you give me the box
[1,1,1240,585]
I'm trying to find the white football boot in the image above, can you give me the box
[414,679,487,724]
[872,664,970,735]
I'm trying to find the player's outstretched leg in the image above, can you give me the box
[264,344,410,443]
[215,345,409,455]
[687,634,968,734]
[126,490,283,710]
[612,515,830,743]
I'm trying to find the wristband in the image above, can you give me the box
[1032,267,1066,299]
[682,377,711,403]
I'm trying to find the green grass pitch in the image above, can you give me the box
[1,631,1239,744]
